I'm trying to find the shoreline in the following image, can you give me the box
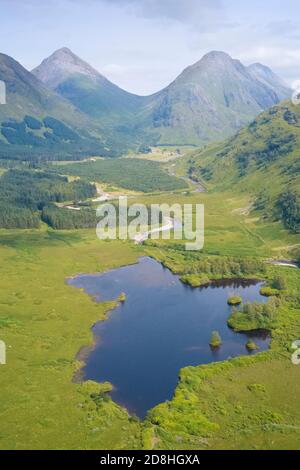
[70,256,271,419]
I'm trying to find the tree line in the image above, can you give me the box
[0,169,96,228]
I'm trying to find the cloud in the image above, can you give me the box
[104,0,223,26]
[239,45,300,68]
[266,20,299,36]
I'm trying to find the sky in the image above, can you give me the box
[1,0,300,95]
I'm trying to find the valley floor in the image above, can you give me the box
[0,188,299,449]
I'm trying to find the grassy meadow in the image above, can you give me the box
[0,177,299,449]
[0,230,144,449]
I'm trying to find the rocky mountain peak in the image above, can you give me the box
[32,47,102,88]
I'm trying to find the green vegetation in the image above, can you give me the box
[185,101,300,232]
[0,53,126,159]
[24,115,43,130]
[149,251,266,280]
[50,158,188,193]
[134,148,300,449]
[144,266,300,450]
[0,205,40,229]
[43,116,80,141]
[227,296,242,305]
[259,286,281,297]
[209,331,222,348]
[0,231,144,450]
[0,48,299,450]
[227,298,279,332]
[273,275,288,291]
[118,292,126,302]
[0,192,299,449]
[260,275,287,297]
[0,115,111,161]
[41,205,97,229]
[0,169,96,228]
[180,274,210,287]
[246,340,259,351]
[277,190,300,233]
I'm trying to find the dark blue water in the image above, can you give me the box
[69,257,269,418]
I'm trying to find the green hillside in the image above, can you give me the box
[0,53,121,159]
[186,101,300,232]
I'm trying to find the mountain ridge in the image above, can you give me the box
[32,47,103,88]
[0,48,292,156]
[0,52,117,159]
[32,47,143,122]
[139,50,291,145]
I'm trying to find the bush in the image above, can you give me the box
[209,331,222,348]
[180,274,210,287]
[227,296,242,305]
[246,340,259,351]
[259,286,281,297]
[118,292,126,302]
[260,276,287,297]
[273,275,287,291]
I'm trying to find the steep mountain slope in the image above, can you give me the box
[186,100,300,230]
[32,48,143,122]
[140,51,291,145]
[0,53,99,128]
[247,63,290,101]
[33,49,291,148]
[0,52,119,159]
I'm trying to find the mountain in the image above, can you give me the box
[247,63,290,101]
[33,49,291,148]
[0,52,87,124]
[1,48,292,158]
[0,52,117,159]
[32,48,143,122]
[186,100,300,230]
[139,51,291,145]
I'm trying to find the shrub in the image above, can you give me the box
[209,331,222,348]
[246,340,259,351]
[118,292,126,302]
[273,275,288,291]
[227,296,242,305]
[259,287,281,297]
[180,274,210,287]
